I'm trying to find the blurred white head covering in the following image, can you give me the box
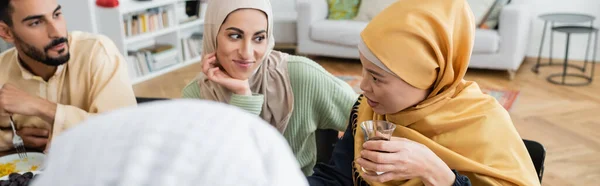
[31,100,308,186]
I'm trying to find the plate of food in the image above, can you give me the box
[0,152,45,185]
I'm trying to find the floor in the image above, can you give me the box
[133,56,600,186]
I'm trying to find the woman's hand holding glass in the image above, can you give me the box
[357,137,456,186]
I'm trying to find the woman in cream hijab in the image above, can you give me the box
[181,0,357,176]
[31,100,308,186]
[308,0,539,185]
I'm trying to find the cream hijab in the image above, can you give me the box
[353,0,539,185]
[32,100,308,186]
[196,0,294,133]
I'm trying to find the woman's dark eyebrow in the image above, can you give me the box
[254,30,266,35]
[366,69,384,77]
[226,27,244,34]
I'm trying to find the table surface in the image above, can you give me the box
[539,13,595,23]
[552,26,598,34]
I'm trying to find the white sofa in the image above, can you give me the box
[296,0,532,79]
[271,0,298,44]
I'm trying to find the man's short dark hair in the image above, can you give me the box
[0,0,13,26]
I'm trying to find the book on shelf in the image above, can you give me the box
[181,32,203,61]
[126,44,180,78]
[124,7,173,37]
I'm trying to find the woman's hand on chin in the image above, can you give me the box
[202,53,252,96]
[356,137,456,186]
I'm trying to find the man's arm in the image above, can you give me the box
[0,83,55,120]
[51,37,137,137]
[0,129,15,151]
[0,84,54,151]
[35,99,56,124]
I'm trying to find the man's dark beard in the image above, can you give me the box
[13,34,70,66]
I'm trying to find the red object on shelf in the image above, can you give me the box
[96,0,119,8]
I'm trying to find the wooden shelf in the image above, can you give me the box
[132,59,200,84]
[119,0,176,14]
[125,27,178,44]
[179,19,204,30]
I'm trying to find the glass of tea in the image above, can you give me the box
[360,120,396,142]
[359,120,396,175]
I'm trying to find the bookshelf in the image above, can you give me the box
[85,0,207,84]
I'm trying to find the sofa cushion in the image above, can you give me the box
[479,0,510,29]
[310,20,368,47]
[327,0,361,20]
[473,29,500,53]
[466,0,496,25]
[353,0,397,21]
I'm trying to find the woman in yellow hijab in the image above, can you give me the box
[308,0,540,185]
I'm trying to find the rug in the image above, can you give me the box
[335,75,519,111]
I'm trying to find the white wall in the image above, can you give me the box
[521,0,600,61]
[58,0,97,33]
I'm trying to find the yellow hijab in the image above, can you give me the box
[352,0,539,185]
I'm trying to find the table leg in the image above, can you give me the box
[584,21,593,72]
[592,31,598,83]
[534,21,548,73]
[562,33,571,84]
[550,22,555,65]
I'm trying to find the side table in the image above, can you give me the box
[547,26,598,86]
[533,13,595,73]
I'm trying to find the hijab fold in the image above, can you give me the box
[196,0,294,133]
[353,0,539,185]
